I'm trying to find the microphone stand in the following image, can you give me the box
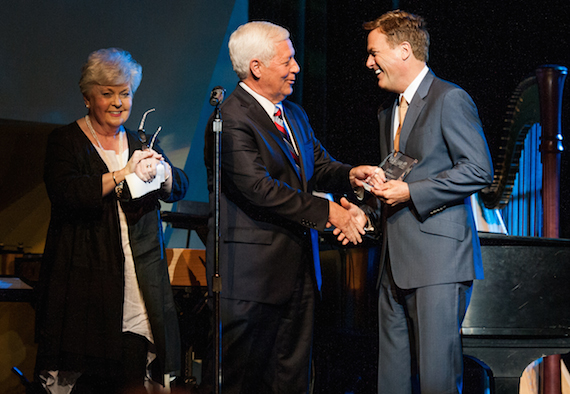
[211,98,223,394]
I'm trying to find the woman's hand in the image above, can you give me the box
[130,149,163,182]
[102,149,160,197]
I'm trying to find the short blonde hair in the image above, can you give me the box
[363,10,430,63]
[79,48,142,95]
[228,21,290,80]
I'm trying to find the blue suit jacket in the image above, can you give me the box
[375,70,493,289]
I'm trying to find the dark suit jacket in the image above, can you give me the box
[372,70,493,289]
[204,84,353,305]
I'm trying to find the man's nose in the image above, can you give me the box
[366,54,375,69]
[292,58,300,74]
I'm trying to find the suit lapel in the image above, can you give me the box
[379,94,397,159]
[399,71,434,153]
[235,86,303,181]
[282,108,304,183]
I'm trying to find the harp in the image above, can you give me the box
[478,64,567,237]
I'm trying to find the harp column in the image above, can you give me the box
[536,65,567,239]
[536,64,567,394]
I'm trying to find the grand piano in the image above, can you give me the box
[463,234,570,393]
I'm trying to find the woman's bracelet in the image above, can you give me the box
[112,171,119,186]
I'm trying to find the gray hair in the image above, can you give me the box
[229,21,290,80]
[79,48,142,95]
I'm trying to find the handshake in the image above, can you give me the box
[325,163,411,245]
[325,165,386,246]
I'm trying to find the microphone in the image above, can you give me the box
[209,86,226,106]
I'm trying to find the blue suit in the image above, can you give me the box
[371,70,493,393]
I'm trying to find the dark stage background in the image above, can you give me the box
[1,1,569,392]
[250,0,570,239]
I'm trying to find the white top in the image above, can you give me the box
[93,143,154,344]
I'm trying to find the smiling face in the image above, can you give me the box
[366,29,407,93]
[84,84,132,134]
[256,39,300,104]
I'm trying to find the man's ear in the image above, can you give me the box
[250,59,262,79]
[400,41,412,61]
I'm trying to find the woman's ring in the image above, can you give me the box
[146,164,151,168]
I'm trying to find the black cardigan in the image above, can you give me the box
[35,121,188,381]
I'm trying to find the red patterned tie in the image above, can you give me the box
[274,107,300,166]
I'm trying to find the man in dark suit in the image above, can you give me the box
[361,11,494,393]
[203,21,376,394]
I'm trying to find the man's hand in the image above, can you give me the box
[371,180,410,206]
[349,165,386,189]
[326,197,367,245]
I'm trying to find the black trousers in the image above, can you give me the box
[219,265,316,394]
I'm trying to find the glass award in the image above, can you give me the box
[379,151,418,181]
[362,151,417,192]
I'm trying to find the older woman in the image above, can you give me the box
[34,48,188,393]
